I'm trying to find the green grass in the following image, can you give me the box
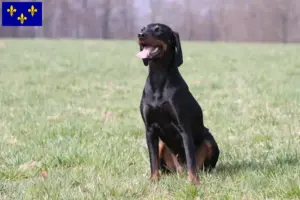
[0,39,299,200]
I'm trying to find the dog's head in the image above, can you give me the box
[136,23,183,67]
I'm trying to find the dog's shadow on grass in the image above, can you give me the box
[214,155,299,175]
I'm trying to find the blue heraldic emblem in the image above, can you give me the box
[2,2,43,26]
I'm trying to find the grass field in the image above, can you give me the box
[0,39,299,200]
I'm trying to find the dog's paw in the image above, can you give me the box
[188,175,200,185]
[150,173,160,182]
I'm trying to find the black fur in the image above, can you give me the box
[138,23,220,182]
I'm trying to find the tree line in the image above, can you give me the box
[0,0,299,43]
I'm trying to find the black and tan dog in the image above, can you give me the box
[137,23,219,185]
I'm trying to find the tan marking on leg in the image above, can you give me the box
[150,158,160,181]
[196,140,213,169]
[187,168,200,185]
[158,140,165,158]
[148,141,161,181]
[171,154,184,173]
[159,140,184,172]
[159,140,176,170]
[150,171,160,181]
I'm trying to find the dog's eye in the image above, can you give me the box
[154,26,160,32]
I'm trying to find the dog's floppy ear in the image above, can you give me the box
[172,31,183,67]
[173,31,183,67]
[140,46,148,66]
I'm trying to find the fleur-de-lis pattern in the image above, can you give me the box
[2,2,42,26]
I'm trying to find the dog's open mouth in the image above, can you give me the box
[136,40,166,59]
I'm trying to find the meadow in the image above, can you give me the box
[0,39,299,199]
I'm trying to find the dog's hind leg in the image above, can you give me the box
[195,134,220,171]
[159,140,183,174]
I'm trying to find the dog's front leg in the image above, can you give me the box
[179,125,200,185]
[146,125,160,181]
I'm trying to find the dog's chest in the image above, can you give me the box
[145,100,177,128]
[148,106,170,124]
[143,95,184,151]
[144,86,172,108]
[149,92,163,107]
[147,106,183,151]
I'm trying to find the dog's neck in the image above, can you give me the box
[148,60,171,72]
[147,60,179,92]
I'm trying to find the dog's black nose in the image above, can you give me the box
[138,33,147,39]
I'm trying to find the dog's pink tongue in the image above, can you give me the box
[136,46,153,59]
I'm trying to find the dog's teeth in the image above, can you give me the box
[153,47,159,53]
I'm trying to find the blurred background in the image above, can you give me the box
[0,0,300,43]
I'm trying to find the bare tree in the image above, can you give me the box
[183,0,195,40]
[101,0,111,39]
[149,0,160,22]
[274,0,299,43]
